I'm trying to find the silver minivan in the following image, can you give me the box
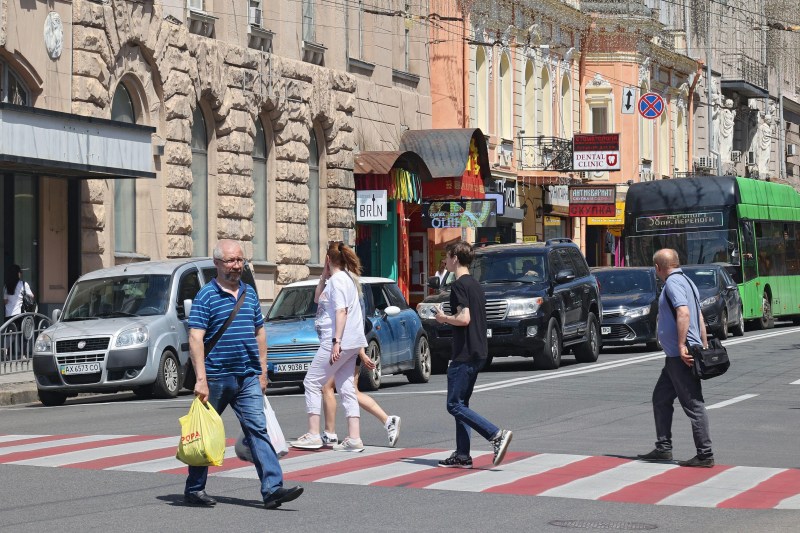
[32,258,259,406]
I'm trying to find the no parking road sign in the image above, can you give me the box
[638,92,665,119]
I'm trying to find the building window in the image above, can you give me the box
[675,108,687,173]
[0,61,30,105]
[561,74,573,139]
[302,0,315,42]
[499,53,512,140]
[475,47,488,133]
[112,84,137,253]
[253,120,269,261]
[523,61,535,137]
[308,130,321,264]
[591,107,608,134]
[191,106,209,257]
[540,67,552,137]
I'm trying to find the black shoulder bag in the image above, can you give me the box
[665,273,730,380]
[204,288,246,357]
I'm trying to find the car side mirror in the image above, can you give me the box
[554,269,576,284]
[384,305,401,317]
[182,299,193,319]
[427,276,441,290]
[725,284,737,291]
[52,309,61,323]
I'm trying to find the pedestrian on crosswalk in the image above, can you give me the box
[185,239,303,510]
[319,346,402,448]
[638,248,715,468]
[290,241,368,453]
[434,241,512,469]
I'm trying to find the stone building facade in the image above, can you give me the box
[1,0,430,310]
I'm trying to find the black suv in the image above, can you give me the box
[416,239,602,372]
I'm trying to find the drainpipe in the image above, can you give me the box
[683,0,691,57]
[463,9,468,127]
[687,59,704,175]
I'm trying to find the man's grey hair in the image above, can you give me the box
[212,239,241,260]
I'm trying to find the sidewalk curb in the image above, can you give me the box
[0,387,39,406]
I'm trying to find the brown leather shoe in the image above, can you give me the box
[637,449,673,461]
[678,455,715,468]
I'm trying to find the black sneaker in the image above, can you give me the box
[438,452,473,469]
[263,486,304,509]
[184,490,217,506]
[491,429,513,466]
[637,449,673,462]
[678,455,715,468]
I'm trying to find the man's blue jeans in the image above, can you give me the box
[185,374,284,500]
[446,360,499,458]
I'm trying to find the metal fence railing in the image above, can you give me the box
[0,313,52,375]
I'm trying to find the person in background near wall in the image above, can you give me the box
[3,265,34,319]
[435,241,512,469]
[320,347,402,447]
[435,258,449,285]
[291,241,368,452]
[3,265,35,360]
[638,248,714,468]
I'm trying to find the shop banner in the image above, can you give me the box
[572,133,621,171]
[421,200,497,228]
[569,204,617,217]
[587,201,625,225]
[356,190,388,222]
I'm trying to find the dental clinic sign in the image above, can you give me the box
[572,133,621,171]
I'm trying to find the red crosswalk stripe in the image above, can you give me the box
[486,456,629,495]
[0,435,157,463]
[717,469,800,509]
[286,448,430,483]
[599,464,732,504]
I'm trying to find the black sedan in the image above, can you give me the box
[591,267,660,350]
[681,265,745,340]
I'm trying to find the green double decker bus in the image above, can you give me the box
[624,176,800,328]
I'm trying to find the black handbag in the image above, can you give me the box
[689,338,730,380]
[21,287,36,313]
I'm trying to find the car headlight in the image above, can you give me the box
[116,326,149,348]
[416,303,441,320]
[506,297,543,318]
[34,333,53,354]
[700,296,719,308]
[624,305,650,318]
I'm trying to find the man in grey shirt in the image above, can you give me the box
[638,248,714,467]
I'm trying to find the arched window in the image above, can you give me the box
[112,84,136,253]
[252,119,269,261]
[498,53,512,139]
[0,60,30,105]
[675,108,687,173]
[523,61,535,137]
[308,130,321,264]
[191,106,209,257]
[659,110,670,178]
[560,74,573,139]
[475,47,488,133]
[639,83,653,162]
[540,67,552,137]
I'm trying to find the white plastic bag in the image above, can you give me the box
[235,396,289,462]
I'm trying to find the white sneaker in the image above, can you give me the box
[290,433,323,450]
[321,433,338,446]
[385,415,401,448]
[332,437,365,453]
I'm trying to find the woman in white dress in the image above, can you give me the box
[3,264,35,359]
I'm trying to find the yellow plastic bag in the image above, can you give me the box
[176,397,226,467]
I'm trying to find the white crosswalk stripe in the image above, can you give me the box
[658,466,786,507]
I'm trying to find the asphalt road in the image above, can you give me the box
[2,323,800,532]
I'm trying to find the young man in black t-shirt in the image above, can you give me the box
[434,241,512,468]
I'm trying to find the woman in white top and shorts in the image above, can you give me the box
[290,242,368,452]
[3,264,35,359]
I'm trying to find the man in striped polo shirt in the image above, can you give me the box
[185,239,303,509]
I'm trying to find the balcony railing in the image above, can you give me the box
[721,53,767,93]
[518,136,573,171]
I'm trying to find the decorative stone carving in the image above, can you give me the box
[44,11,64,60]
[589,73,611,88]
[638,57,651,85]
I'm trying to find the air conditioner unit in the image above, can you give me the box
[747,151,756,165]
[249,6,262,26]
[187,0,203,12]
[788,144,798,157]
[730,150,741,163]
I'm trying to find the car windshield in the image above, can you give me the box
[593,270,654,295]
[682,269,718,290]
[267,286,317,320]
[62,275,171,320]
[470,254,546,283]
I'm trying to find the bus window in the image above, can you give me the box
[756,222,786,276]
[785,223,799,275]
[741,220,757,282]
